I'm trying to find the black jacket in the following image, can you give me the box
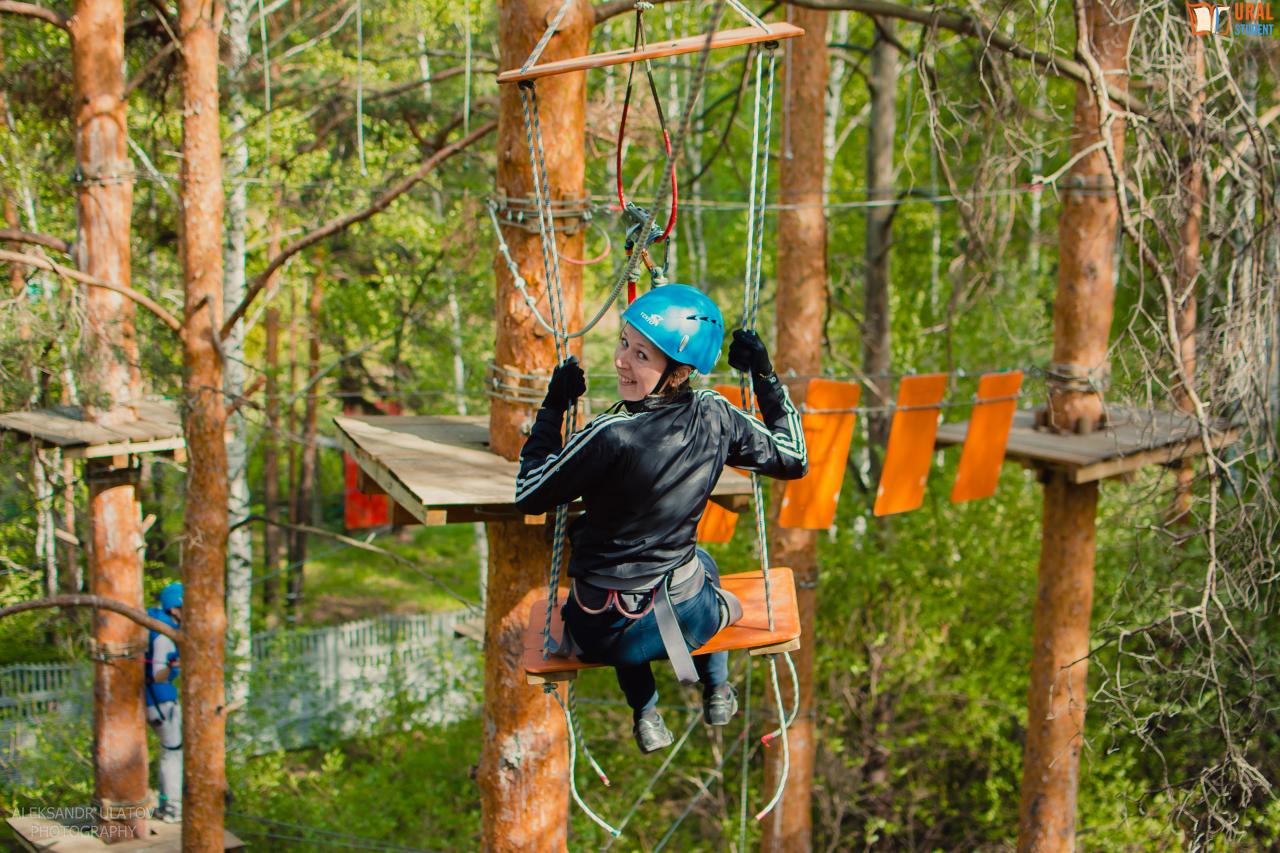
[514,374,808,585]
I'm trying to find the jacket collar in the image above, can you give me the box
[622,387,694,414]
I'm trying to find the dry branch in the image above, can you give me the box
[789,0,1148,116]
[0,248,183,332]
[594,0,681,24]
[220,119,496,339]
[0,228,70,254]
[0,0,67,29]
[0,594,183,643]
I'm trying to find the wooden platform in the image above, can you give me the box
[935,406,1240,484]
[6,816,243,851]
[0,401,184,460]
[523,568,801,684]
[498,22,804,84]
[334,415,754,525]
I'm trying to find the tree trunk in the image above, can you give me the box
[223,0,254,710]
[1017,3,1132,851]
[761,7,827,852]
[481,2,590,849]
[177,0,228,849]
[287,272,322,620]
[862,19,896,478]
[263,306,282,616]
[68,0,147,839]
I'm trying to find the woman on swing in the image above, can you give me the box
[515,284,807,753]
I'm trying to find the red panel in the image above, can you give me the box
[343,401,401,530]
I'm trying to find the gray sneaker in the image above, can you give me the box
[703,684,738,726]
[633,712,675,754]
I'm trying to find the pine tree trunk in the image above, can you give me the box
[1017,3,1132,850]
[263,306,283,615]
[761,7,827,852]
[481,2,590,849]
[223,0,254,710]
[177,0,228,848]
[68,0,147,839]
[287,273,322,620]
[862,21,896,478]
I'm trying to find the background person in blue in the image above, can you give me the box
[145,582,183,823]
[515,284,807,753]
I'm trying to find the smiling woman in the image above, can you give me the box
[514,283,807,756]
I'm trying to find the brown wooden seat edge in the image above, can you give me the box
[522,568,801,684]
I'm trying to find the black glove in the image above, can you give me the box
[727,329,774,377]
[542,356,586,412]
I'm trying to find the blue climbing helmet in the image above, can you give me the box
[158,582,183,613]
[620,284,725,375]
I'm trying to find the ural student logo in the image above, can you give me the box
[1188,2,1276,35]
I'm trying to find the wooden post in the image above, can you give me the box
[176,0,229,848]
[67,0,147,840]
[481,2,589,850]
[762,6,827,852]
[1017,3,1132,851]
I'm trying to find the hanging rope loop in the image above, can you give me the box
[616,7,678,247]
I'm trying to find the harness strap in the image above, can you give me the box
[654,576,699,685]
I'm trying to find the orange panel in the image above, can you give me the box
[778,380,860,529]
[950,371,1023,503]
[873,374,948,516]
[697,501,739,543]
[523,568,801,680]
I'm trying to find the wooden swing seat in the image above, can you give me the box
[497,22,805,85]
[522,567,801,685]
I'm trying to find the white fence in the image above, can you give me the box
[0,610,477,780]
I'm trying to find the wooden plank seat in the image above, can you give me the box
[497,22,805,85]
[335,414,754,525]
[523,567,801,685]
[935,405,1241,484]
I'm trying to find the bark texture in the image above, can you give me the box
[862,20,896,471]
[761,7,828,852]
[176,0,228,849]
[481,1,591,849]
[1018,3,1132,851]
[69,0,147,839]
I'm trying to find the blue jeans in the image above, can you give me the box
[564,548,730,717]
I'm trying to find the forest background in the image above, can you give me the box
[0,0,1277,849]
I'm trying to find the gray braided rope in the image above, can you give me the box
[520,0,576,74]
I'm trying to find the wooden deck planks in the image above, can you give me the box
[936,406,1239,483]
[0,401,185,459]
[335,414,755,524]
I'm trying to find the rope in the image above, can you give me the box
[738,654,753,847]
[520,0,575,74]
[568,681,610,786]
[601,707,703,849]
[753,654,791,821]
[727,0,770,31]
[738,42,780,631]
[463,1,473,135]
[356,0,366,175]
[547,683,622,837]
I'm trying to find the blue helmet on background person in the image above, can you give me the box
[158,582,183,614]
[621,284,725,375]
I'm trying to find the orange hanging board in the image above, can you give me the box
[873,374,948,516]
[697,500,739,543]
[778,379,860,529]
[949,371,1023,503]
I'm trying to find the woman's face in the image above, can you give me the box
[614,323,671,401]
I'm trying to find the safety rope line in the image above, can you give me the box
[569,681,610,786]
[546,683,622,837]
[519,80,577,659]
[738,654,753,847]
[616,7,678,247]
[520,0,575,74]
[727,0,770,31]
[737,42,779,632]
[760,649,800,744]
[601,708,703,849]
[753,654,791,821]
